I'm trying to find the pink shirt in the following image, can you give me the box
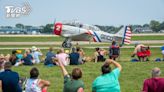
[142,77,164,92]
[56,53,69,66]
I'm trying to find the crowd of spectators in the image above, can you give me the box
[0,43,164,92]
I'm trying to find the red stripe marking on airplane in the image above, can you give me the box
[93,37,97,42]
[124,40,131,43]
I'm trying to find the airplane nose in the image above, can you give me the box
[54,22,62,35]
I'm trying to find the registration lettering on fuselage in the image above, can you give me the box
[100,34,114,41]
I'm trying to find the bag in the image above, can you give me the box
[155,58,161,62]
[131,58,139,62]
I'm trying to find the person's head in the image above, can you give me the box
[71,47,76,53]
[101,62,111,75]
[112,41,116,45]
[25,49,32,54]
[76,47,80,52]
[12,49,17,55]
[134,42,139,47]
[4,62,12,70]
[30,67,39,79]
[95,47,100,52]
[49,47,53,52]
[32,46,37,51]
[72,68,82,80]
[152,67,161,78]
[59,48,64,53]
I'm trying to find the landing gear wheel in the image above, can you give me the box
[62,42,72,48]
[66,43,72,48]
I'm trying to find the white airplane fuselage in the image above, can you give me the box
[61,25,115,42]
[54,22,131,48]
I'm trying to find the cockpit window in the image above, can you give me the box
[63,21,101,31]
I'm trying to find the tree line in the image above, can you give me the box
[13,20,164,33]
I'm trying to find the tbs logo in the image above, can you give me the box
[5,2,31,18]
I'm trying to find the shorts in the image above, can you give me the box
[162,50,164,55]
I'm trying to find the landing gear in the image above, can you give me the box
[62,38,72,48]
[62,42,72,48]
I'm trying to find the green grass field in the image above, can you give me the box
[0,35,163,42]
[0,48,163,92]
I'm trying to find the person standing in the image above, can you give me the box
[109,41,120,60]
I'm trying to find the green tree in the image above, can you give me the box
[150,20,160,32]
[15,23,24,29]
[159,21,164,30]
[143,24,149,28]
[43,24,53,33]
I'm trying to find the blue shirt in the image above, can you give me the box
[44,51,55,65]
[0,69,22,92]
[161,46,164,51]
[92,68,121,92]
[69,52,79,65]
[23,54,33,65]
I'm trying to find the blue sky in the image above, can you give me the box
[0,0,164,26]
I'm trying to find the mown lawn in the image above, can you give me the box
[0,48,163,92]
[0,35,163,42]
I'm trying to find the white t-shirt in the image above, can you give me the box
[25,79,41,92]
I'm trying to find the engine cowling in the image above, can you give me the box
[54,22,62,35]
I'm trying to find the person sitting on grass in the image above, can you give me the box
[44,47,56,67]
[142,67,164,92]
[14,50,23,66]
[131,43,150,62]
[0,62,22,92]
[92,59,122,92]
[25,67,50,92]
[94,47,106,63]
[76,47,85,64]
[9,50,18,65]
[22,49,34,66]
[56,48,69,66]
[31,46,43,64]
[69,47,80,65]
[53,58,84,92]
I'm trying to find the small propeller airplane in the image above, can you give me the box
[53,21,132,48]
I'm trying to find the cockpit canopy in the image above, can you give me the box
[63,20,101,31]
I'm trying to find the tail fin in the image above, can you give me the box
[121,26,132,45]
[115,26,132,46]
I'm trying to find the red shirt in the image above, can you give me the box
[142,78,164,92]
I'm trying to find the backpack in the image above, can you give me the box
[109,45,120,56]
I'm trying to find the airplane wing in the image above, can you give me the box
[70,33,93,41]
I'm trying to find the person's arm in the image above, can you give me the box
[106,59,122,71]
[53,58,68,76]
[142,80,148,92]
[77,87,84,92]
[94,52,98,63]
[39,79,50,89]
